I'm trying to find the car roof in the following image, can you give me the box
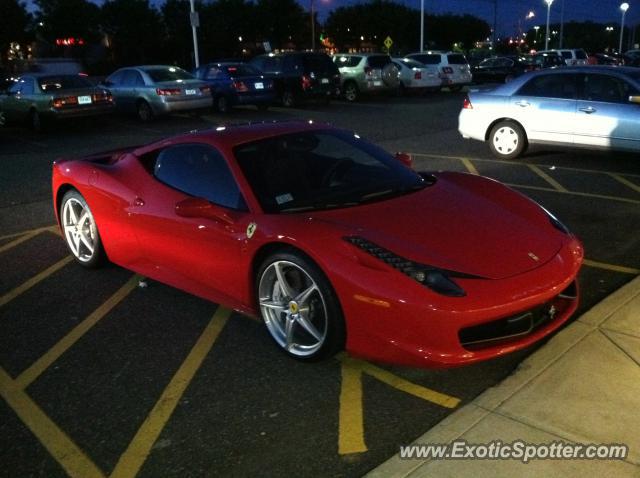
[134,121,336,156]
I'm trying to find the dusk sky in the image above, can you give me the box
[25,0,640,37]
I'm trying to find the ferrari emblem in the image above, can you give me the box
[246,222,257,239]
[548,305,557,320]
[289,302,299,314]
[528,252,539,262]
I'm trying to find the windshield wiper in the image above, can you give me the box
[356,182,427,204]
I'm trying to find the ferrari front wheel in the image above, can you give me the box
[257,252,345,361]
[60,190,105,268]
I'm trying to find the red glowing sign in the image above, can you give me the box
[55,38,85,46]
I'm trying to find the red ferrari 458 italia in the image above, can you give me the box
[52,121,583,368]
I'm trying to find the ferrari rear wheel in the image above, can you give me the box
[257,252,344,360]
[60,190,105,268]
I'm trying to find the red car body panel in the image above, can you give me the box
[52,122,583,368]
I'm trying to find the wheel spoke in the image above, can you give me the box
[77,211,89,228]
[72,233,81,252]
[295,284,317,305]
[67,204,78,224]
[274,262,295,299]
[284,315,295,350]
[259,299,287,312]
[79,232,94,253]
[295,314,322,342]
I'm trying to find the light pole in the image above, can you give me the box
[619,3,630,54]
[310,0,315,50]
[420,0,424,52]
[189,0,200,68]
[544,0,554,50]
[534,25,540,44]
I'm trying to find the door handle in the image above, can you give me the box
[133,197,145,207]
[579,106,596,114]
[515,101,530,107]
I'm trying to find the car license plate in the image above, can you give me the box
[373,80,382,86]
[185,89,196,95]
[321,78,329,84]
[77,95,92,105]
[255,82,264,89]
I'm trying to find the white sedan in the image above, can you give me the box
[458,66,640,159]
[392,58,441,94]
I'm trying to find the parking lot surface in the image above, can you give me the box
[1,91,639,477]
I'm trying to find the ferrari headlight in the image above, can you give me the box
[345,236,475,297]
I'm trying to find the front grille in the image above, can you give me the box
[458,281,577,350]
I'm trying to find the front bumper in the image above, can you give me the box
[338,237,583,368]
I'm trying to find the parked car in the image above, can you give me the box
[100,65,212,121]
[332,53,399,101]
[589,53,622,65]
[392,57,440,93]
[406,51,472,91]
[0,73,114,131]
[249,52,340,107]
[458,66,640,159]
[52,121,582,367]
[530,52,566,69]
[537,49,588,66]
[193,62,275,113]
[471,56,536,84]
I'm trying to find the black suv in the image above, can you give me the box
[249,52,340,107]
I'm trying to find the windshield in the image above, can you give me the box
[38,75,93,91]
[235,130,426,213]
[144,67,194,82]
[224,64,261,76]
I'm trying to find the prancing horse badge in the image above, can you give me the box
[246,222,257,239]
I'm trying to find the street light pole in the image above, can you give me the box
[420,0,424,52]
[311,0,315,51]
[544,0,554,50]
[559,0,565,48]
[619,2,629,54]
[189,0,199,68]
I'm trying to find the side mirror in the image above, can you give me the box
[394,152,413,169]
[175,197,235,225]
[629,95,640,105]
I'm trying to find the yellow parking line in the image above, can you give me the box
[528,165,568,192]
[15,275,141,389]
[110,306,231,478]
[338,361,367,455]
[505,183,640,205]
[460,158,479,175]
[0,231,41,254]
[583,259,640,275]
[608,173,640,194]
[0,256,73,308]
[0,225,58,243]
[0,367,105,478]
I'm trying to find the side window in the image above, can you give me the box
[517,74,577,99]
[122,70,139,87]
[282,56,300,73]
[8,78,24,94]
[106,70,124,85]
[581,74,638,103]
[154,144,247,210]
[205,66,222,80]
[134,72,145,86]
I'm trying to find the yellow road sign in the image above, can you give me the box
[384,36,393,49]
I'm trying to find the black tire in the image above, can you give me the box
[136,100,154,122]
[215,95,231,113]
[281,89,296,108]
[343,81,359,102]
[256,250,345,361]
[59,190,106,268]
[488,120,527,160]
[29,109,42,132]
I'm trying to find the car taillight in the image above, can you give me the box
[462,97,473,109]
[92,91,113,103]
[442,66,453,74]
[52,96,79,108]
[78,72,89,77]
[364,66,372,76]
[232,80,248,92]
[199,86,211,94]
[414,71,422,80]
[156,88,181,96]
[301,75,312,90]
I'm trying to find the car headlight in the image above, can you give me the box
[345,236,480,297]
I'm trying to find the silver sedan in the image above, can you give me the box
[101,65,212,121]
[458,66,640,159]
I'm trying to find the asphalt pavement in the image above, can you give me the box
[0,91,638,477]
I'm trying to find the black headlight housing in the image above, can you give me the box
[345,236,483,297]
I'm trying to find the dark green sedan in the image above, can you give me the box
[0,74,115,130]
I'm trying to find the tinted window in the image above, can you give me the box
[560,51,572,59]
[335,56,362,67]
[8,77,28,94]
[144,67,193,82]
[204,66,225,80]
[252,56,280,73]
[367,55,392,68]
[224,64,260,76]
[581,74,638,103]
[121,70,142,87]
[409,54,440,65]
[575,49,587,60]
[282,55,302,73]
[396,58,423,69]
[38,75,93,91]
[518,74,577,99]
[303,54,337,74]
[154,144,246,210]
[495,58,514,67]
[234,130,425,213]
[447,54,467,65]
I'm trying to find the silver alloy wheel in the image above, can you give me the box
[492,125,519,155]
[344,83,358,102]
[62,197,98,262]
[258,260,328,357]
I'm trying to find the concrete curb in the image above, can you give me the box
[366,274,640,478]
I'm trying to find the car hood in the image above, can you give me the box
[309,173,562,280]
